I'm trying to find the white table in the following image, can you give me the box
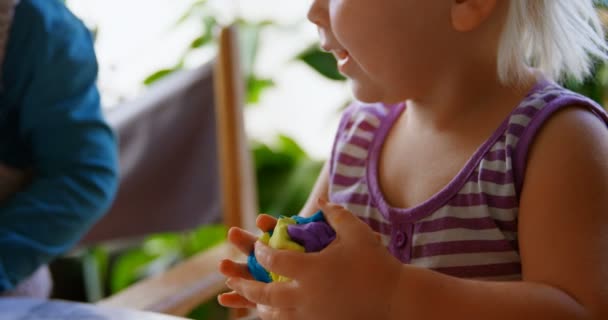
[0,298,189,320]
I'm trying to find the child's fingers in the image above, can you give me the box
[217,291,256,309]
[254,242,312,280]
[257,305,297,320]
[228,227,258,254]
[219,259,254,280]
[374,232,382,243]
[317,198,360,234]
[256,214,277,232]
[226,278,298,308]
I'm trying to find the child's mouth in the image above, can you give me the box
[335,50,350,73]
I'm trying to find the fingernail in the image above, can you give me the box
[254,242,270,264]
[225,278,235,289]
[255,241,267,255]
[218,260,226,271]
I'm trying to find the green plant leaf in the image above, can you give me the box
[110,250,157,293]
[276,135,308,160]
[184,225,227,257]
[252,138,298,171]
[139,251,182,279]
[176,0,208,26]
[265,159,324,216]
[143,68,178,86]
[190,16,217,49]
[237,22,262,79]
[297,46,346,81]
[236,20,275,77]
[190,35,207,49]
[82,246,109,302]
[107,226,225,296]
[564,61,608,106]
[143,233,184,255]
[247,76,275,104]
[187,299,229,320]
[253,135,322,216]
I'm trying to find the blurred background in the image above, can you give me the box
[47,1,608,319]
[68,0,350,159]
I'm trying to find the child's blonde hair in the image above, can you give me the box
[498,0,608,84]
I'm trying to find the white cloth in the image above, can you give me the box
[0,266,52,298]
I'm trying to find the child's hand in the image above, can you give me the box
[224,199,403,320]
[218,214,278,308]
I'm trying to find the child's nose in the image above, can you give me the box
[307,0,328,27]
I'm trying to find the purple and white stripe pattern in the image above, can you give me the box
[328,81,607,281]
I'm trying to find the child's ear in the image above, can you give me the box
[451,0,498,32]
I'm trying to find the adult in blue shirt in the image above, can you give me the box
[0,0,118,296]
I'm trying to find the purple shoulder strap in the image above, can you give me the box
[513,91,608,195]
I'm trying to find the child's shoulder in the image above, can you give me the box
[509,81,608,193]
[503,80,605,143]
[519,81,601,111]
[508,81,606,135]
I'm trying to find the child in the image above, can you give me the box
[219,0,608,319]
[0,0,118,297]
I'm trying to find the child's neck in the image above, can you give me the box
[405,65,537,132]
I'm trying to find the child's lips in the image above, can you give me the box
[335,50,351,73]
[321,45,351,74]
[335,49,349,60]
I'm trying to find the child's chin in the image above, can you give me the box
[350,81,401,104]
[350,81,380,103]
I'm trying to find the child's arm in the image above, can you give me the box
[226,107,607,320]
[295,161,331,218]
[387,107,608,320]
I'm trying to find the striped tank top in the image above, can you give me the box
[328,80,608,280]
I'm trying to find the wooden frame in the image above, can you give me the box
[214,26,258,233]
